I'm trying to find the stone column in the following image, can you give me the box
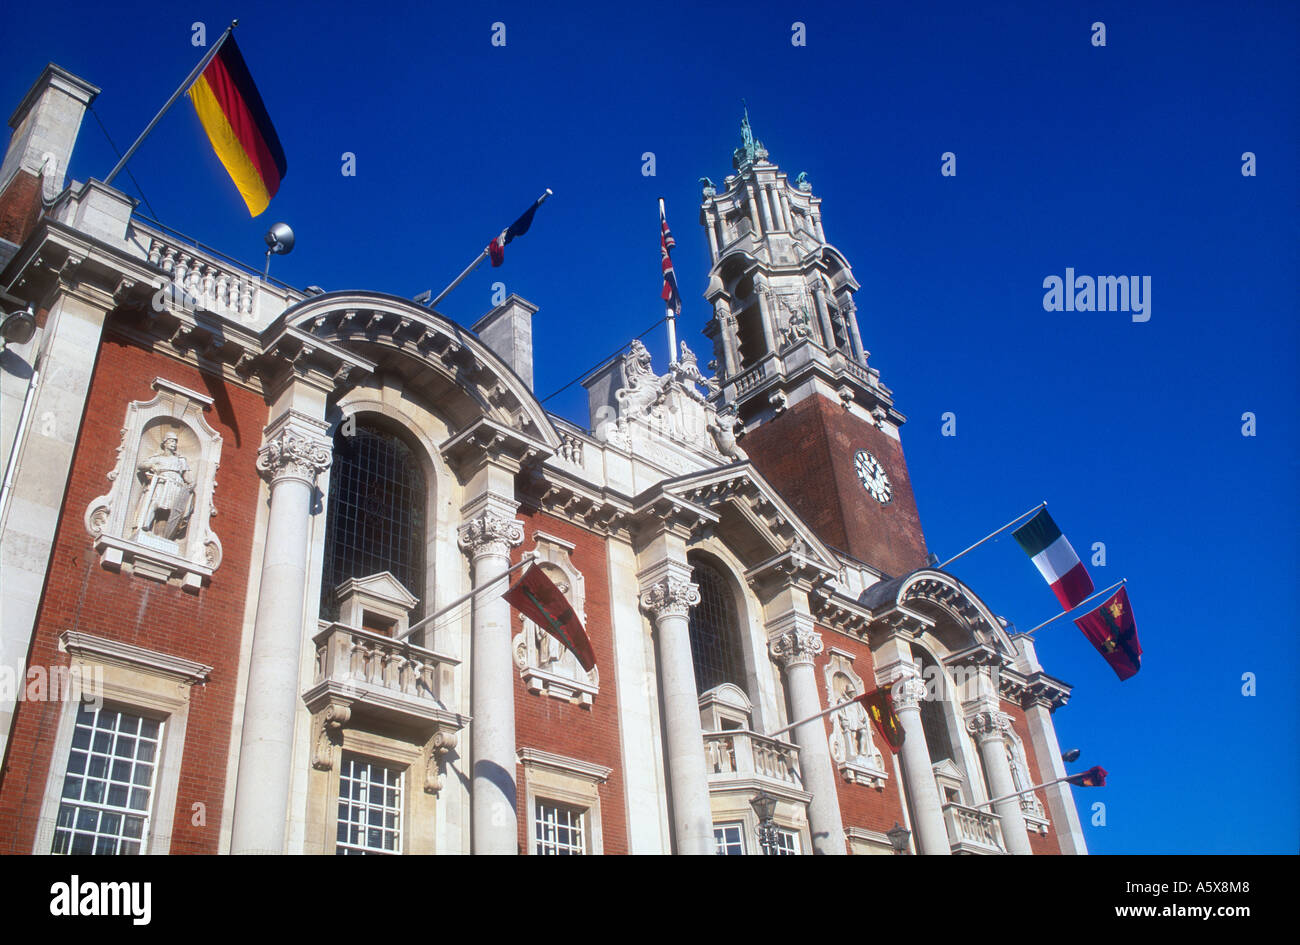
[459,507,524,855]
[777,189,793,232]
[704,208,720,259]
[889,671,951,855]
[230,413,332,855]
[746,185,763,235]
[966,710,1033,855]
[811,283,837,351]
[639,569,714,854]
[756,183,774,234]
[753,276,779,357]
[843,299,867,364]
[714,299,740,378]
[769,620,846,855]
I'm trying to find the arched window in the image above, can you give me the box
[320,421,426,621]
[688,559,745,695]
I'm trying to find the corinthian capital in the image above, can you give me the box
[639,577,700,621]
[457,512,524,559]
[257,428,332,484]
[965,710,1013,739]
[768,626,824,667]
[889,675,928,712]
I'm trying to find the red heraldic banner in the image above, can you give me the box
[504,565,597,672]
[856,685,905,753]
[1064,765,1108,787]
[187,36,287,216]
[1073,586,1142,681]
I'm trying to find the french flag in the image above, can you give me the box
[487,191,550,267]
[1012,508,1094,610]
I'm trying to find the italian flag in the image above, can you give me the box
[1012,508,1094,610]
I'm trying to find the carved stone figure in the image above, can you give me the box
[133,431,195,541]
[834,679,876,764]
[708,403,742,459]
[699,176,716,196]
[673,341,720,399]
[615,339,668,419]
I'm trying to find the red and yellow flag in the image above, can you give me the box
[856,684,905,754]
[187,36,287,216]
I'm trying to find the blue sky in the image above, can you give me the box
[3,0,1296,854]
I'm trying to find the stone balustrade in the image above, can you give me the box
[942,801,1007,855]
[305,623,461,728]
[144,232,261,321]
[703,730,801,788]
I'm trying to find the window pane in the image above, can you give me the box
[320,425,426,622]
[534,801,585,855]
[688,562,745,695]
[335,753,403,855]
[52,706,161,856]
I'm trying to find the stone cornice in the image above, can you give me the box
[517,747,612,783]
[440,415,553,476]
[59,629,212,684]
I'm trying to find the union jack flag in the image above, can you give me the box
[660,200,681,315]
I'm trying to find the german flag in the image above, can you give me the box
[186,36,287,216]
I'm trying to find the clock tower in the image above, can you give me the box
[701,112,928,578]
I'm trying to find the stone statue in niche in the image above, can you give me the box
[832,675,877,765]
[512,549,599,706]
[824,655,886,784]
[84,378,224,592]
[133,430,196,541]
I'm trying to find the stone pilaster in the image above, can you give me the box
[639,567,714,855]
[230,410,332,855]
[459,506,524,855]
[965,709,1033,855]
[768,616,847,855]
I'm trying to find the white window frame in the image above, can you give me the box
[520,747,611,856]
[335,752,404,855]
[713,821,746,855]
[51,703,164,855]
[35,630,211,855]
[533,799,587,855]
[769,827,801,855]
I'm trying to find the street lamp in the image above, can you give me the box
[749,790,779,855]
[886,821,911,855]
[0,304,35,351]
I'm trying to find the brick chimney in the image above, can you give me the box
[0,64,100,249]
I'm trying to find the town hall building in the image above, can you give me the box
[0,63,1087,854]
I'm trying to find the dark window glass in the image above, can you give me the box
[321,424,426,620]
[688,561,745,695]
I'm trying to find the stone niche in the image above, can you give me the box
[84,378,223,593]
[512,531,599,706]
[823,649,888,788]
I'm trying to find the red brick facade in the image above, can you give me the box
[0,169,42,247]
[0,328,266,854]
[742,396,928,578]
[510,509,627,854]
[810,626,910,847]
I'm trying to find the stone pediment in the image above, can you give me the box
[650,463,839,584]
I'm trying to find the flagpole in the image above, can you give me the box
[767,696,862,739]
[104,20,238,186]
[935,500,1046,570]
[1018,578,1126,637]
[396,554,535,642]
[973,773,1080,810]
[659,198,678,359]
[427,189,552,309]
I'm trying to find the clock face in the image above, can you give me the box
[854,449,892,504]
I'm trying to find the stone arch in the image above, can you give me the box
[282,291,560,451]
